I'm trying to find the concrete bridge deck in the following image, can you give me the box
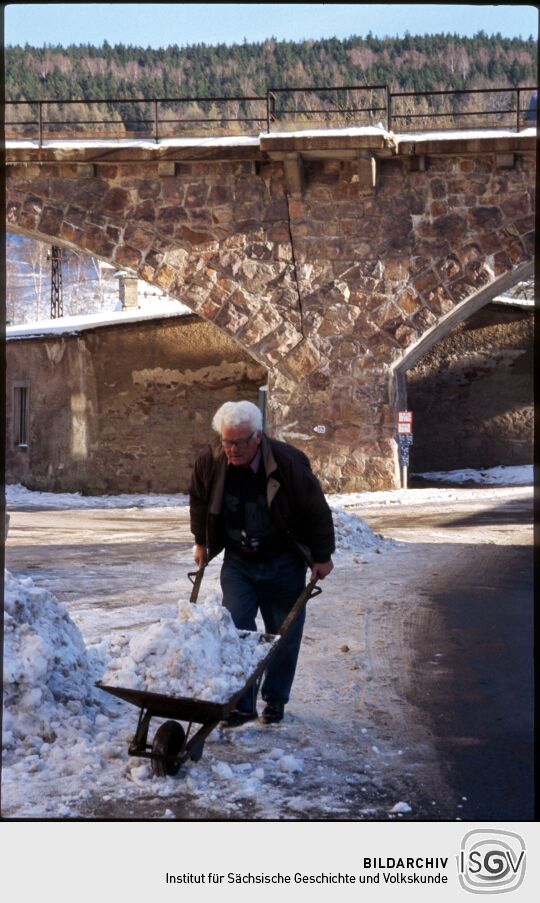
[5,125,536,164]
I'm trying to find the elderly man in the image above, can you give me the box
[189,400,335,727]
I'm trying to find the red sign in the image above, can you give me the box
[398,411,413,434]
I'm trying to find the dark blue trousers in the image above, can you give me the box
[220,549,307,713]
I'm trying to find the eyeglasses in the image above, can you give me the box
[221,431,256,449]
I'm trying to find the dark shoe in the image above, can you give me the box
[220,709,258,729]
[260,701,285,724]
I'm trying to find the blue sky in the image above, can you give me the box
[4,3,539,46]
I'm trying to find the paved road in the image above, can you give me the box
[420,544,534,821]
[357,490,535,821]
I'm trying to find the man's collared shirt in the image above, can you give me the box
[248,446,262,473]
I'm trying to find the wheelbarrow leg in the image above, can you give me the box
[128,708,153,756]
[181,721,220,764]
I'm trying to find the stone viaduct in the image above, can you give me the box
[5,128,535,490]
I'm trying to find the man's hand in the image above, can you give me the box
[311,559,334,581]
[193,544,208,568]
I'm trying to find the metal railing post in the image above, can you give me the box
[516,88,520,132]
[38,101,43,146]
[266,90,276,132]
[154,98,159,143]
[386,85,392,132]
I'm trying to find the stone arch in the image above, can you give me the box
[6,228,270,494]
[392,259,534,409]
[6,145,535,490]
[7,217,282,406]
[5,159,305,376]
[391,260,534,475]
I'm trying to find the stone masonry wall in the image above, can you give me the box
[6,144,535,490]
[6,316,267,493]
[406,304,534,472]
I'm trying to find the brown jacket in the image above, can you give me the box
[189,433,335,565]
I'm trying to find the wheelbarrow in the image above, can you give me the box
[96,572,321,777]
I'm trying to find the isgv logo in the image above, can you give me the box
[458,830,526,894]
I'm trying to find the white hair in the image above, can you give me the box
[212,400,263,433]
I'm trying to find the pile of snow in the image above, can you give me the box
[3,569,100,752]
[1,569,286,817]
[102,593,276,702]
[390,801,412,815]
[414,465,533,486]
[2,570,120,817]
[329,503,391,554]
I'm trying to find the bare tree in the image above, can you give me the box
[27,240,49,320]
[6,235,123,324]
[5,254,25,325]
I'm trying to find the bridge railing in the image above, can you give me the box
[4,96,269,143]
[388,85,537,133]
[5,84,537,144]
[265,85,389,130]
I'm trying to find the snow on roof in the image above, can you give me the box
[6,301,193,339]
[492,294,535,310]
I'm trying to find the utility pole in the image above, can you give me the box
[49,245,63,318]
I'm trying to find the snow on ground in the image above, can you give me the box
[330,465,533,510]
[6,484,189,509]
[2,467,533,817]
[3,559,398,818]
[1,568,310,817]
[5,484,392,555]
[7,465,532,516]
[2,482,395,816]
[413,464,533,486]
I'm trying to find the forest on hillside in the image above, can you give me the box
[5,33,537,137]
[5,32,537,100]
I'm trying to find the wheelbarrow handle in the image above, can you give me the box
[306,576,322,598]
[187,566,206,604]
[277,577,321,637]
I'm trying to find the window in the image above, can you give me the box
[13,383,29,447]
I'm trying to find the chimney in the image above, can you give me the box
[114,271,139,310]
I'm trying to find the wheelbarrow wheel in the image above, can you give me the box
[151,720,186,777]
